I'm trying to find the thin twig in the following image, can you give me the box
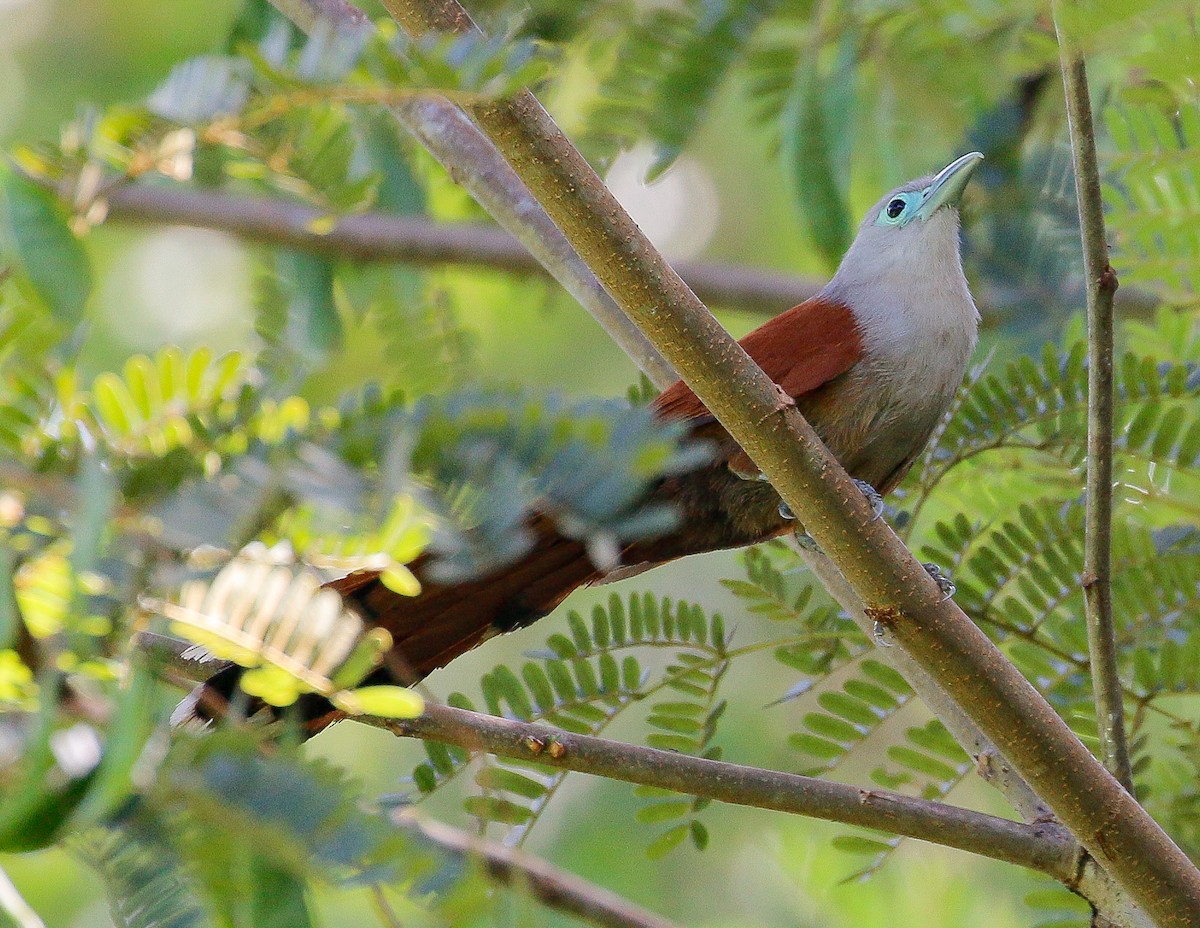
[397,813,682,928]
[96,184,823,317]
[144,622,1074,877]
[1054,7,1133,794]
[89,182,1159,324]
[143,619,1079,886]
[373,703,1078,879]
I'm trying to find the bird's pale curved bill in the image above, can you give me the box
[915,151,984,220]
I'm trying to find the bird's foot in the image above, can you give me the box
[779,502,822,551]
[854,479,885,521]
[922,562,956,601]
[793,530,821,551]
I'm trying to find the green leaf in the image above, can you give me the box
[803,712,861,743]
[336,685,424,719]
[780,38,854,268]
[788,733,845,760]
[474,766,547,801]
[886,746,960,782]
[645,824,689,860]
[817,691,878,727]
[0,165,92,322]
[463,795,533,825]
[251,857,313,928]
[636,800,692,824]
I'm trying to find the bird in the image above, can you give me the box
[186,151,983,732]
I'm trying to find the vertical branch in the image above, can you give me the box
[1054,9,1133,793]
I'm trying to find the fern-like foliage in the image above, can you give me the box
[404,592,731,856]
[399,389,712,581]
[1106,103,1200,303]
[146,541,422,717]
[583,0,782,176]
[77,828,207,928]
[903,341,1200,527]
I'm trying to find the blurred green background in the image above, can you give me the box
[0,0,1105,925]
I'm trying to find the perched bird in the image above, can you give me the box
[189,152,983,731]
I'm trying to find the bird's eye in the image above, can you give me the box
[886,197,906,219]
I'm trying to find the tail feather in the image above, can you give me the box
[337,519,598,680]
[179,439,792,736]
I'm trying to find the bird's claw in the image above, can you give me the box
[922,562,956,601]
[780,501,822,551]
[793,530,821,551]
[853,479,885,521]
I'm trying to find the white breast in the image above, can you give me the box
[816,208,980,486]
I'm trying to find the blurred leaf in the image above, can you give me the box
[147,56,251,123]
[0,166,92,322]
[251,857,313,928]
[257,251,341,382]
[80,827,207,928]
[585,0,781,172]
[780,34,855,268]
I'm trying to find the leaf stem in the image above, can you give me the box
[1054,7,1134,794]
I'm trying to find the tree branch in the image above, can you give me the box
[397,813,683,928]
[139,630,1081,887]
[1054,8,1133,794]
[97,184,823,317]
[799,550,1150,928]
[373,703,1078,880]
[797,549,1051,822]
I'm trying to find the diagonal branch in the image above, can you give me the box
[373,703,1079,880]
[1054,7,1133,794]
[396,814,683,928]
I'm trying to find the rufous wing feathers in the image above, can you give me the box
[652,297,862,423]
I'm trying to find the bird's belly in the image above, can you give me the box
[806,366,960,492]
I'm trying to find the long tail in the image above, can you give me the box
[182,436,791,735]
[334,517,601,681]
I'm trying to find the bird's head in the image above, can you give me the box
[830,151,983,293]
